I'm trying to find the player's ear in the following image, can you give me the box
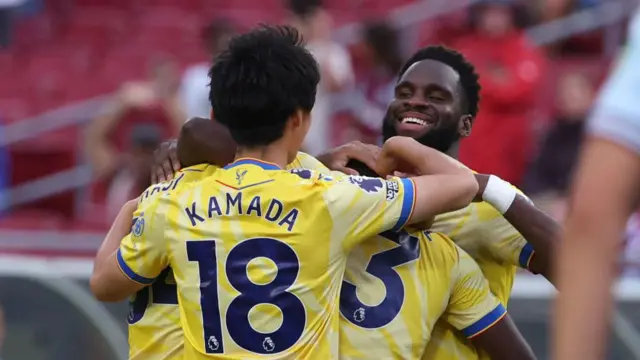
[288,109,311,132]
[458,114,473,137]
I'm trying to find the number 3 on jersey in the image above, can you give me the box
[128,267,178,324]
[340,231,420,328]
[187,238,306,355]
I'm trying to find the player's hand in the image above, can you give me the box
[473,173,490,202]
[317,141,380,176]
[151,139,181,184]
[375,137,417,176]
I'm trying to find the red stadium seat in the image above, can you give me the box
[72,0,128,7]
[0,209,67,230]
[131,7,201,48]
[62,8,131,49]
[13,13,60,50]
[0,98,29,124]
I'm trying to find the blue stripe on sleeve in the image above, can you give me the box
[462,303,507,338]
[393,178,415,232]
[518,243,535,269]
[116,248,155,285]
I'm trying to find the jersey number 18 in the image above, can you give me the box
[187,238,306,355]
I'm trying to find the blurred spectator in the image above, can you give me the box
[85,56,182,178]
[105,124,161,219]
[180,19,235,119]
[85,57,182,213]
[288,0,354,155]
[537,0,604,54]
[0,0,26,48]
[523,72,595,219]
[454,0,544,186]
[339,20,403,144]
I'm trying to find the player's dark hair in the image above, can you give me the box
[345,159,380,178]
[208,25,320,147]
[399,45,480,117]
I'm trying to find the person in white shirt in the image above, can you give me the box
[288,0,354,155]
[553,8,640,360]
[179,19,234,119]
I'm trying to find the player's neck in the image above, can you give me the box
[446,142,460,159]
[235,145,290,169]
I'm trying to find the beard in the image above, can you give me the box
[382,113,461,153]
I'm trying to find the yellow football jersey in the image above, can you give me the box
[127,164,219,360]
[339,229,506,360]
[424,196,535,359]
[117,157,416,359]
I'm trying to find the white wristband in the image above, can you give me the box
[482,175,517,214]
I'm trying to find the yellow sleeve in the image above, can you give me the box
[324,175,416,251]
[444,246,507,339]
[287,152,332,172]
[116,199,169,285]
[474,199,536,271]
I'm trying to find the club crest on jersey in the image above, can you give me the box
[290,168,312,179]
[385,180,399,201]
[353,307,366,322]
[263,337,275,352]
[207,336,220,351]
[132,215,145,237]
[349,176,383,193]
[236,169,248,185]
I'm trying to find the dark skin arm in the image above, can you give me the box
[475,174,559,284]
[470,315,537,360]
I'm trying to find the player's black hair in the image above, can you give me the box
[399,45,480,118]
[208,25,320,147]
[345,159,379,178]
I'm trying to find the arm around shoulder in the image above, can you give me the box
[376,137,478,225]
[446,245,536,360]
[90,198,169,302]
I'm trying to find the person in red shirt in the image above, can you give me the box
[453,0,545,185]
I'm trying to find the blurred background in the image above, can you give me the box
[0,0,639,359]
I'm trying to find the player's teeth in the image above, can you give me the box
[401,117,426,125]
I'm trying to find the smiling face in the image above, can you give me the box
[383,59,472,153]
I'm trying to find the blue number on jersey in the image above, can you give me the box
[128,267,178,324]
[339,230,420,329]
[187,238,306,355]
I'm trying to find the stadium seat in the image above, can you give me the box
[62,8,131,48]
[0,209,67,230]
[0,99,28,124]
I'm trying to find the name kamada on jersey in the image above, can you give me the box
[183,191,300,231]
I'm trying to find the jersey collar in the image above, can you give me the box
[224,158,282,171]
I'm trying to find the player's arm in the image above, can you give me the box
[328,137,476,250]
[475,174,559,283]
[554,27,640,360]
[554,138,640,359]
[90,199,169,302]
[377,136,478,218]
[446,247,536,360]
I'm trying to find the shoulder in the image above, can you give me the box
[288,152,331,172]
[139,164,216,206]
[285,168,336,184]
[407,229,459,264]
